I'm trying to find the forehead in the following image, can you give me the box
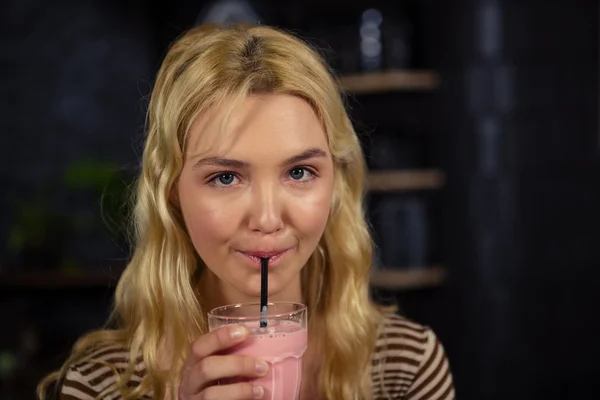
[185,94,329,161]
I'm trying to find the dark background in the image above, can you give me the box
[2,0,600,399]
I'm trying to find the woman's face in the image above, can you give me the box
[178,94,334,304]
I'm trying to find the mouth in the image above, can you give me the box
[237,248,291,267]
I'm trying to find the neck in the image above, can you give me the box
[198,269,304,313]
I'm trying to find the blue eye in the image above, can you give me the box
[214,173,235,185]
[289,167,315,181]
[289,168,306,180]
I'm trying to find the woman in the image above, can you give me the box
[39,24,455,400]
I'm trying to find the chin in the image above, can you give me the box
[241,284,263,299]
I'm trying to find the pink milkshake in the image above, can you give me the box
[208,302,307,400]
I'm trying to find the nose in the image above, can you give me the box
[247,180,284,234]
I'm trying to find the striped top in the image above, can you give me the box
[60,314,455,399]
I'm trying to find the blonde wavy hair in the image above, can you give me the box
[39,24,387,400]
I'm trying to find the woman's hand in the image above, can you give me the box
[178,325,268,399]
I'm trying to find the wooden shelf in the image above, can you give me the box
[370,266,446,290]
[339,70,439,94]
[0,268,124,289]
[367,169,445,192]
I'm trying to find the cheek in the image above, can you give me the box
[186,205,226,242]
[289,186,332,238]
[178,178,239,256]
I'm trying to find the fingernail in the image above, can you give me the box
[253,385,264,399]
[230,326,246,340]
[255,360,269,375]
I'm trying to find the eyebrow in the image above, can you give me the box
[281,148,328,166]
[192,147,328,170]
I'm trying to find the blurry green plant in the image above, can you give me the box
[6,197,67,269]
[6,158,135,271]
[64,158,120,191]
[0,350,17,377]
[63,158,134,239]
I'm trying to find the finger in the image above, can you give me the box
[188,355,269,393]
[183,325,249,373]
[199,382,265,400]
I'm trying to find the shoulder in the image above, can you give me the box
[60,345,145,399]
[371,313,455,400]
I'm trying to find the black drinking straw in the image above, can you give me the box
[260,257,269,328]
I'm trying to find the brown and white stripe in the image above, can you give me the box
[61,347,146,400]
[60,314,455,400]
[371,314,455,399]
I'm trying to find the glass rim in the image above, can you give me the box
[207,301,307,321]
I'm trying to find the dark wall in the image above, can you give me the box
[2,0,155,267]
[1,1,156,397]
[422,1,600,399]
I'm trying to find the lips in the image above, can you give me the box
[237,248,291,266]
[244,250,285,258]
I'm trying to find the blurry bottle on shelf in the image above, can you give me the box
[370,193,430,270]
[359,8,383,72]
[382,8,413,69]
[367,130,426,171]
[295,1,415,75]
[359,3,413,72]
[365,129,432,271]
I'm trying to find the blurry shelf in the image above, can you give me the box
[370,266,446,290]
[339,70,439,94]
[367,169,445,192]
[0,268,124,289]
